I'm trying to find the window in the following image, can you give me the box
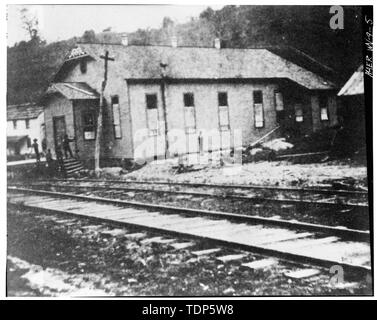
[253,91,264,128]
[111,96,122,138]
[25,119,30,129]
[145,94,159,135]
[83,112,96,140]
[183,93,196,133]
[319,96,329,121]
[218,92,228,107]
[13,120,17,129]
[253,90,263,104]
[218,92,230,131]
[146,94,157,109]
[295,104,304,122]
[183,93,195,107]
[80,59,87,74]
[275,92,284,111]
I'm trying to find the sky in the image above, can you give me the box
[7,4,223,46]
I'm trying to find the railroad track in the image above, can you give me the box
[7,186,371,276]
[12,178,369,209]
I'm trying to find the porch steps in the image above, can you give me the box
[62,158,84,176]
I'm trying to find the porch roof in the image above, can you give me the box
[7,135,29,144]
[46,82,99,100]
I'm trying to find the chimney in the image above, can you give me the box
[121,34,128,46]
[214,38,221,49]
[171,36,178,48]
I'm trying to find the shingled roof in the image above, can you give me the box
[7,103,44,121]
[338,65,364,96]
[55,44,336,90]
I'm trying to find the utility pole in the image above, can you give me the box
[160,62,169,159]
[94,50,114,174]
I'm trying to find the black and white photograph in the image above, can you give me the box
[4,2,374,299]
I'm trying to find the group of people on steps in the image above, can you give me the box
[33,134,75,175]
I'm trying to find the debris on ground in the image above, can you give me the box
[262,138,294,152]
[120,159,367,189]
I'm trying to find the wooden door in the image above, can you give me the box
[53,116,66,150]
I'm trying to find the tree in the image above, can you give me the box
[81,30,96,43]
[162,17,174,29]
[19,7,40,41]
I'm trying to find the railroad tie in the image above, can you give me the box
[241,258,278,270]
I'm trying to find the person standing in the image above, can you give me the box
[45,149,54,176]
[63,134,75,158]
[31,138,40,162]
[55,144,64,173]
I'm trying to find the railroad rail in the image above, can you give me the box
[12,178,369,209]
[36,177,369,195]
[8,186,371,275]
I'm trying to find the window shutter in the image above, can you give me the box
[112,100,122,138]
[147,108,159,130]
[254,103,264,128]
[184,107,196,133]
[219,106,230,131]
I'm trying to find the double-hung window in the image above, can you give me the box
[183,93,196,134]
[319,96,329,121]
[146,94,159,136]
[83,112,96,140]
[253,91,264,128]
[295,104,304,123]
[218,92,230,131]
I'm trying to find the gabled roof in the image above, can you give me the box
[46,82,99,100]
[55,44,336,90]
[7,103,44,121]
[338,65,364,96]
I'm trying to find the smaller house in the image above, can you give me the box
[7,103,45,159]
[337,65,365,154]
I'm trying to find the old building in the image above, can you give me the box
[7,103,45,159]
[43,37,340,166]
[337,65,366,154]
